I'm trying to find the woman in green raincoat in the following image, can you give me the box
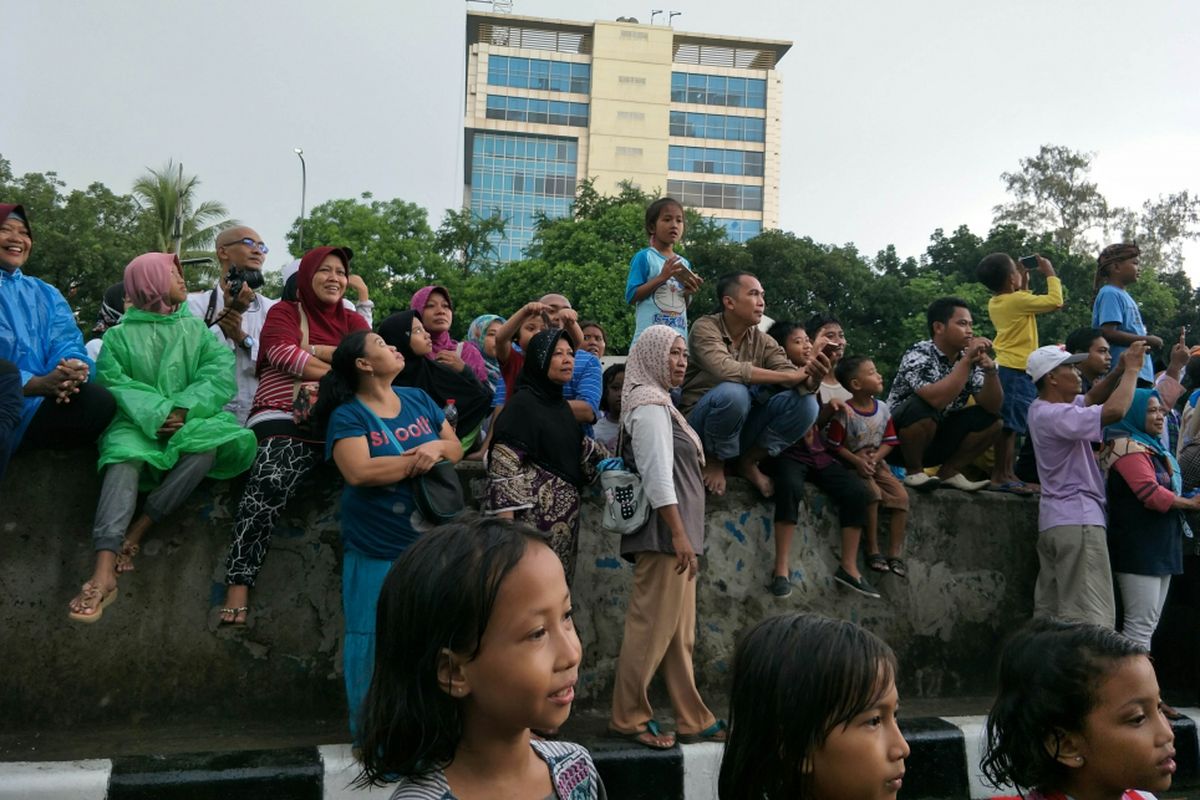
[67,253,256,623]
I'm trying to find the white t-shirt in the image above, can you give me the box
[186,287,277,425]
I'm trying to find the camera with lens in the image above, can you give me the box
[227,265,265,298]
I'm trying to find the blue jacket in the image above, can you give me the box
[0,267,91,451]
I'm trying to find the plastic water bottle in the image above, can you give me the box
[443,398,458,430]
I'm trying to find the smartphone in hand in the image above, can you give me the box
[1018,255,1038,270]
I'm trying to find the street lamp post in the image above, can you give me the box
[294,147,307,252]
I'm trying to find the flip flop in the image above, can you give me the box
[987,481,1036,496]
[68,582,119,624]
[608,719,676,750]
[218,606,249,627]
[114,539,140,574]
[866,553,890,573]
[886,557,908,578]
[677,719,728,744]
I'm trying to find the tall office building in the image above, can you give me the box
[464,11,790,261]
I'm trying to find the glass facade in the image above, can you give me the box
[668,145,764,177]
[486,95,589,127]
[667,179,763,212]
[714,218,763,243]
[469,132,578,262]
[488,55,591,94]
[671,72,766,108]
[669,111,764,142]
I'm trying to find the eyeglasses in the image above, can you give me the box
[224,237,269,254]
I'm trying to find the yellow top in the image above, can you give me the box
[987,276,1063,369]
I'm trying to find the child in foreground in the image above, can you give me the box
[719,612,909,800]
[827,355,910,578]
[982,618,1176,800]
[355,515,605,799]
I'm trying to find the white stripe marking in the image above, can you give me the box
[0,759,111,800]
[319,744,394,800]
[941,715,1011,800]
[682,741,722,800]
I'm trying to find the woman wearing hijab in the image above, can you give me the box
[466,313,505,395]
[485,328,607,584]
[218,246,369,626]
[607,325,723,750]
[1101,388,1200,648]
[409,285,488,385]
[378,310,491,451]
[0,203,116,480]
[67,253,256,622]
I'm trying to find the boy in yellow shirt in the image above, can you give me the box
[977,252,1062,491]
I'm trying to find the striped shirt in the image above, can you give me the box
[387,740,606,799]
[247,341,312,428]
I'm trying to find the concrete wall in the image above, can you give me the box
[0,450,1038,727]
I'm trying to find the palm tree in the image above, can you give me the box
[131,160,233,258]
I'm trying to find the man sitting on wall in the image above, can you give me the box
[885,296,1003,491]
[680,272,828,496]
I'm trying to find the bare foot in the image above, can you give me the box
[114,539,140,574]
[702,458,727,495]
[219,585,250,625]
[737,458,775,498]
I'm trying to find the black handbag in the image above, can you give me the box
[368,403,466,525]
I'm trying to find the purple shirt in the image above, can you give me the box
[1027,396,1106,531]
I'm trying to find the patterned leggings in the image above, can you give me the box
[225,436,322,587]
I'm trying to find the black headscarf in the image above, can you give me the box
[378,310,492,436]
[489,328,583,485]
[93,282,126,334]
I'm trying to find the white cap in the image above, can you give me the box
[1026,345,1088,382]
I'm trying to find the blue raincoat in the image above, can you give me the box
[0,267,92,453]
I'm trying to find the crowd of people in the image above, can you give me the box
[2,193,1198,797]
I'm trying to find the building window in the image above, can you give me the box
[668,111,764,142]
[487,55,591,94]
[713,218,763,242]
[668,145,763,177]
[469,132,578,262]
[671,72,766,108]
[487,95,589,127]
[667,179,763,211]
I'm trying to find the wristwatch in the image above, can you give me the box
[240,335,255,351]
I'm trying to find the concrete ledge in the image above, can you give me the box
[1,449,1039,728]
[4,715,1197,799]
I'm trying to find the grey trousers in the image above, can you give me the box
[1033,524,1116,628]
[91,451,215,553]
[1115,572,1172,650]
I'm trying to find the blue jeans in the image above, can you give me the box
[342,549,395,743]
[687,382,818,460]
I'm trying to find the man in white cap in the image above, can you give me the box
[1025,340,1147,627]
[187,226,276,425]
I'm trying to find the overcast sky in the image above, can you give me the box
[7,1,1199,279]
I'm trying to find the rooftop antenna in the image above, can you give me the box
[668,10,682,25]
[650,9,663,24]
[466,0,513,12]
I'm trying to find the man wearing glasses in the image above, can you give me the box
[186,226,276,425]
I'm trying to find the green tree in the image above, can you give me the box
[131,160,232,265]
[993,144,1109,256]
[285,193,452,318]
[435,208,507,275]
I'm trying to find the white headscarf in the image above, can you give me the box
[622,324,704,465]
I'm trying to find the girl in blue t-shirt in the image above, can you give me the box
[353,517,605,799]
[625,196,703,345]
[313,329,463,739]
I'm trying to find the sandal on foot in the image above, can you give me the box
[68,582,119,623]
[677,719,728,744]
[886,557,908,578]
[218,606,249,626]
[608,719,676,750]
[114,539,140,574]
[866,552,889,573]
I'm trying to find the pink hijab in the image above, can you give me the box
[622,324,704,464]
[409,284,489,384]
[124,253,180,315]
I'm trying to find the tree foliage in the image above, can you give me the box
[131,160,232,260]
[435,207,506,275]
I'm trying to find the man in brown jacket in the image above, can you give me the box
[681,272,825,495]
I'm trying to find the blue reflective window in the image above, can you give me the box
[671,72,767,109]
[487,56,589,94]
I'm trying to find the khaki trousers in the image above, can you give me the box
[610,552,716,736]
[1033,524,1116,628]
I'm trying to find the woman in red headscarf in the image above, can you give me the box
[218,246,368,625]
[67,253,255,622]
